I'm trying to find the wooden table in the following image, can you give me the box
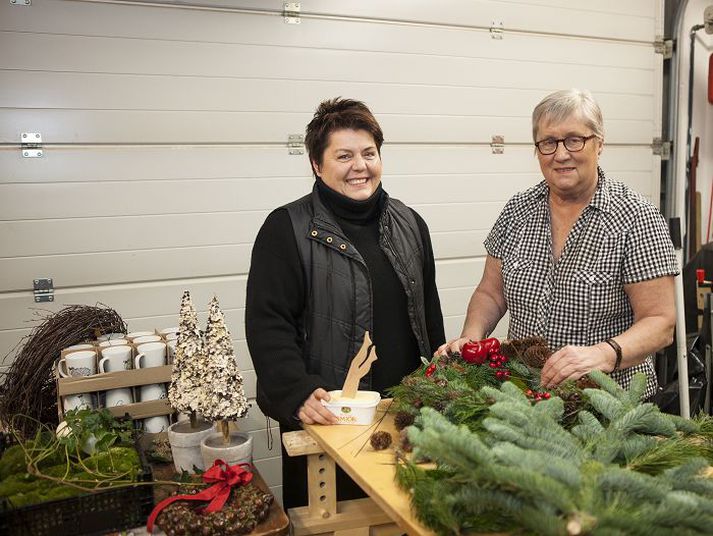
[284,400,435,536]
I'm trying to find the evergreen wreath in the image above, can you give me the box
[396,371,713,535]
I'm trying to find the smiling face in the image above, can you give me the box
[536,114,603,202]
[312,128,383,201]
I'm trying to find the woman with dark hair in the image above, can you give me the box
[246,97,445,508]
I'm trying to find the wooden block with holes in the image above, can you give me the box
[282,429,401,536]
[282,399,433,535]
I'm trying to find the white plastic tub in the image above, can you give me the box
[322,389,381,425]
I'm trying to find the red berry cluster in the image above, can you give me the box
[525,389,551,402]
[462,338,510,381]
[424,363,437,378]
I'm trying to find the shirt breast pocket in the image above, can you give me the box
[502,257,538,314]
[572,269,622,322]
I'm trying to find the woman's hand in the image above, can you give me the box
[297,388,339,425]
[435,336,473,357]
[540,343,615,388]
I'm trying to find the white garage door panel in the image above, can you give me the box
[0,110,654,145]
[1,71,656,124]
[0,33,655,95]
[0,212,266,257]
[0,147,309,184]
[2,0,656,41]
[0,244,253,292]
[0,276,247,329]
[440,287,476,317]
[417,203,505,232]
[432,230,489,259]
[0,146,653,186]
[0,178,314,220]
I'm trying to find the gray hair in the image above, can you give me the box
[532,89,604,141]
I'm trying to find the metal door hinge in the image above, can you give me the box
[490,21,504,39]
[33,278,54,303]
[654,38,673,59]
[652,138,671,160]
[283,2,300,24]
[21,132,43,158]
[288,134,304,155]
[10,0,31,5]
[490,135,505,154]
[704,6,713,34]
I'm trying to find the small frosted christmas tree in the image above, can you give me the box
[168,290,207,428]
[200,296,250,444]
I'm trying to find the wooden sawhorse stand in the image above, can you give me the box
[282,430,401,536]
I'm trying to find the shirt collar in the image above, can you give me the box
[534,166,611,214]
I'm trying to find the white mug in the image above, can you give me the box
[132,335,162,345]
[140,383,167,402]
[63,343,94,353]
[97,332,126,342]
[134,342,167,369]
[160,326,179,336]
[127,330,155,341]
[143,415,169,433]
[165,332,179,341]
[63,392,95,412]
[58,350,97,378]
[105,388,133,408]
[99,339,128,348]
[99,345,132,373]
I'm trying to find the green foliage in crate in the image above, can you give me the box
[0,410,142,509]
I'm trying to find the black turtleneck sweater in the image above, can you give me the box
[246,180,445,424]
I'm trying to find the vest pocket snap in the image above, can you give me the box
[326,236,333,243]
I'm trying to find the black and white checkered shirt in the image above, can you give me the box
[484,169,679,398]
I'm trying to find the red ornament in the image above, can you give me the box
[481,337,501,354]
[425,363,437,378]
[461,341,488,365]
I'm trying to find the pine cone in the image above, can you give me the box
[370,430,393,450]
[394,411,415,430]
[522,344,551,368]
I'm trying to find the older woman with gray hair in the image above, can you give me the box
[439,89,678,399]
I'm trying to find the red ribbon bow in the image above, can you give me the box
[147,459,253,532]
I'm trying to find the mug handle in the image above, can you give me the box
[134,353,144,369]
[58,358,70,378]
[98,357,109,373]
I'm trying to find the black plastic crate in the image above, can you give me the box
[0,439,154,536]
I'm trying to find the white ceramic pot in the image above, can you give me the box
[200,431,253,469]
[167,420,215,473]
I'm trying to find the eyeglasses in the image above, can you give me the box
[534,134,598,155]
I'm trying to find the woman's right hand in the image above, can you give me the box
[435,336,472,357]
[297,388,339,425]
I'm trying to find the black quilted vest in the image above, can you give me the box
[284,185,431,390]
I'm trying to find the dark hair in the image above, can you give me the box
[304,98,384,178]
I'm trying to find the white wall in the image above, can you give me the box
[0,0,665,501]
[685,1,713,246]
